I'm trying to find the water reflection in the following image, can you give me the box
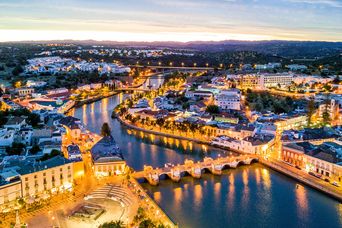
[295,185,308,219]
[261,168,271,189]
[194,184,203,210]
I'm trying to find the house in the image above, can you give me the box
[0,129,15,148]
[189,101,206,112]
[0,171,21,205]
[214,89,241,110]
[318,99,339,121]
[39,141,62,154]
[304,142,342,182]
[59,116,82,140]
[282,142,315,168]
[90,136,126,177]
[4,116,26,130]
[211,134,274,155]
[66,144,82,161]
[134,110,169,121]
[32,128,53,145]
[18,156,74,197]
[17,87,35,97]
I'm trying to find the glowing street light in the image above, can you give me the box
[206,63,209,67]
[158,62,162,66]
[169,62,173,66]
[219,63,223,68]
[194,63,197,67]
[181,62,185,67]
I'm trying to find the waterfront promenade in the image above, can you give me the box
[260,158,342,202]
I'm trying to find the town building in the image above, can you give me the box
[239,73,293,89]
[305,142,342,182]
[214,89,241,110]
[17,88,35,97]
[90,136,126,177]
[0,171,21,205]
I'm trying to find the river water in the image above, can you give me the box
[70,77,342,228]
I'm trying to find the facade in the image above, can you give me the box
[0,171,21,205]
[4,116,26,130]
[17,87,35,96]
[59,116,82,140]
[274,115,307,132]
[281,142,314,168]
[239,74,261,90]
[304,142,342,182]
[214,89,241,110]
[239,73,293,89]
[211,134,274,155]
[318,99,339,121]
[260,73,293,88]
[19,156,74,197]
[90,136,126,177]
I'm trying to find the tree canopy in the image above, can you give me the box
[101,122,112,137]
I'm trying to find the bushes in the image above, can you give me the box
[246,92,295,114]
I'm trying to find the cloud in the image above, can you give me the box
[287,0,342,7]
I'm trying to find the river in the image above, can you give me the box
[69,77,342,228]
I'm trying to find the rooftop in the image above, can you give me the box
[90,136,124,163]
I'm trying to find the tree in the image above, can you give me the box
[12,65,24,76]
[101,122,112,137]
[156,118,165,130]
[99,220,125,228]
[307,97,316,126]
[206,105,220,114]
[40,150,61,161]
[322,94,331,125]
[6,142,25,155]
[27,113,41,127]
[29,145,41,154]
[139,219,156,228]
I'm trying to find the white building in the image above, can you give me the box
[214,89,241,110]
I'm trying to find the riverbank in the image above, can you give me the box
[117,114,342,203]
[64,91,120,114]
[116,114,210,145]
[130,178,178,227]
[259,158,342,202]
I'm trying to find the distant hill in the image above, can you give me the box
[6,39,342,58]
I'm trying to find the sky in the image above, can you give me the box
[0,0,341,42]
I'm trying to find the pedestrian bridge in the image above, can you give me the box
[133,155,258,185]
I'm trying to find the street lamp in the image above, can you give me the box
[181,62,184,67]
[169,62,173,66]
[206,63,209,67]
[194,63,197,67]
